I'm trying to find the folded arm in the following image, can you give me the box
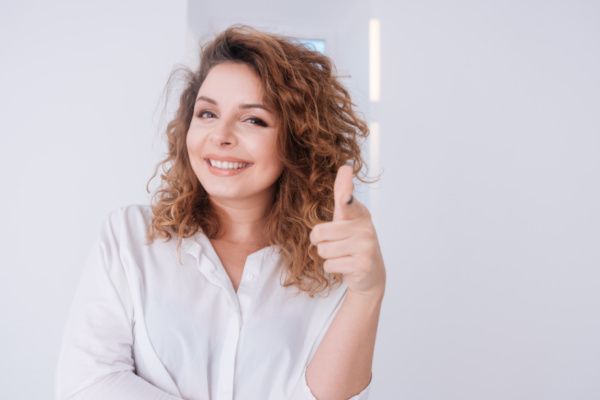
[55,216,183,400]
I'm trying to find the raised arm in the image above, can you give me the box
[305,165,387,399]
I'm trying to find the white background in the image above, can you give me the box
[1,1,599,399]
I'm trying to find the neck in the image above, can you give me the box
[209,196,271,246]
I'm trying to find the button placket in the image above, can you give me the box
[216,312,241,400]
[237,252,263,320]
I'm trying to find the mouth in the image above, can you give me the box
[204,158,253,176]
[205,158,253,170]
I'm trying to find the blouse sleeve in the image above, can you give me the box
[54,213,183,400]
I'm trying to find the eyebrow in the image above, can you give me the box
[195,95,271,112]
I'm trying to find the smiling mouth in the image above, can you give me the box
[205,158,254,176]
[205,158,252,170]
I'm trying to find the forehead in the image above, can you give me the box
[198,62,265,101]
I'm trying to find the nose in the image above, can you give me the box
[209,118,237,147]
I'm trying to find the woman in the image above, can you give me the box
[55,25,386,400]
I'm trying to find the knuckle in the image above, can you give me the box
[313,224,322,235]
[361,228,376,242]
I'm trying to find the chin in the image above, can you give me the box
[202,186,244,199]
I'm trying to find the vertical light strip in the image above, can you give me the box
[369,18,381,102]
[369,18,382,174]
[369,18,382,221]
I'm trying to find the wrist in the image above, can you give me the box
[346,285,385,306]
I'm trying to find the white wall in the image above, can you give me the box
[0,1,187,397]
[371,1,600,399]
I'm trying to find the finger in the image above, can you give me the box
[323,256,355,275]
[316,238,359,260]
[309,220,356,245]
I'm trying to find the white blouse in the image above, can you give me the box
[55,204,371,400]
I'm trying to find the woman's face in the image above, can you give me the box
[186,62,283,207]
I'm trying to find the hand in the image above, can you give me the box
[309,164,386,299]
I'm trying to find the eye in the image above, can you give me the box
[196,110,216,119]
[245,117,268,127]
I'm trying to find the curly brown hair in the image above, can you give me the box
[145,25,377,297]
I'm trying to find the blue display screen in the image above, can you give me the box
[297,38,326,54]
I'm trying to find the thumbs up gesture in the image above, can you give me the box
[309,164,386,299]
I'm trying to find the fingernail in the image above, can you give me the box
[346,194,354,205]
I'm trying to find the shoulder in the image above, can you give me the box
[99,203,152,243]
[105,203,152,225]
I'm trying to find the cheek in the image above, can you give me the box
[185,131,206,174]
[185,130,194,152]
[186,128,208,158]
[186,129,199,150]
[250,134,281,169]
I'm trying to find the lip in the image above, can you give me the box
[203,154,253,163]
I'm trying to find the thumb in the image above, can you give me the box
[333,164,355,221]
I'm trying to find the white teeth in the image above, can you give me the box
[209,159,249,170]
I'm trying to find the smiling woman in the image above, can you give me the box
[55,25,384,400]
[146,25,377,296]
